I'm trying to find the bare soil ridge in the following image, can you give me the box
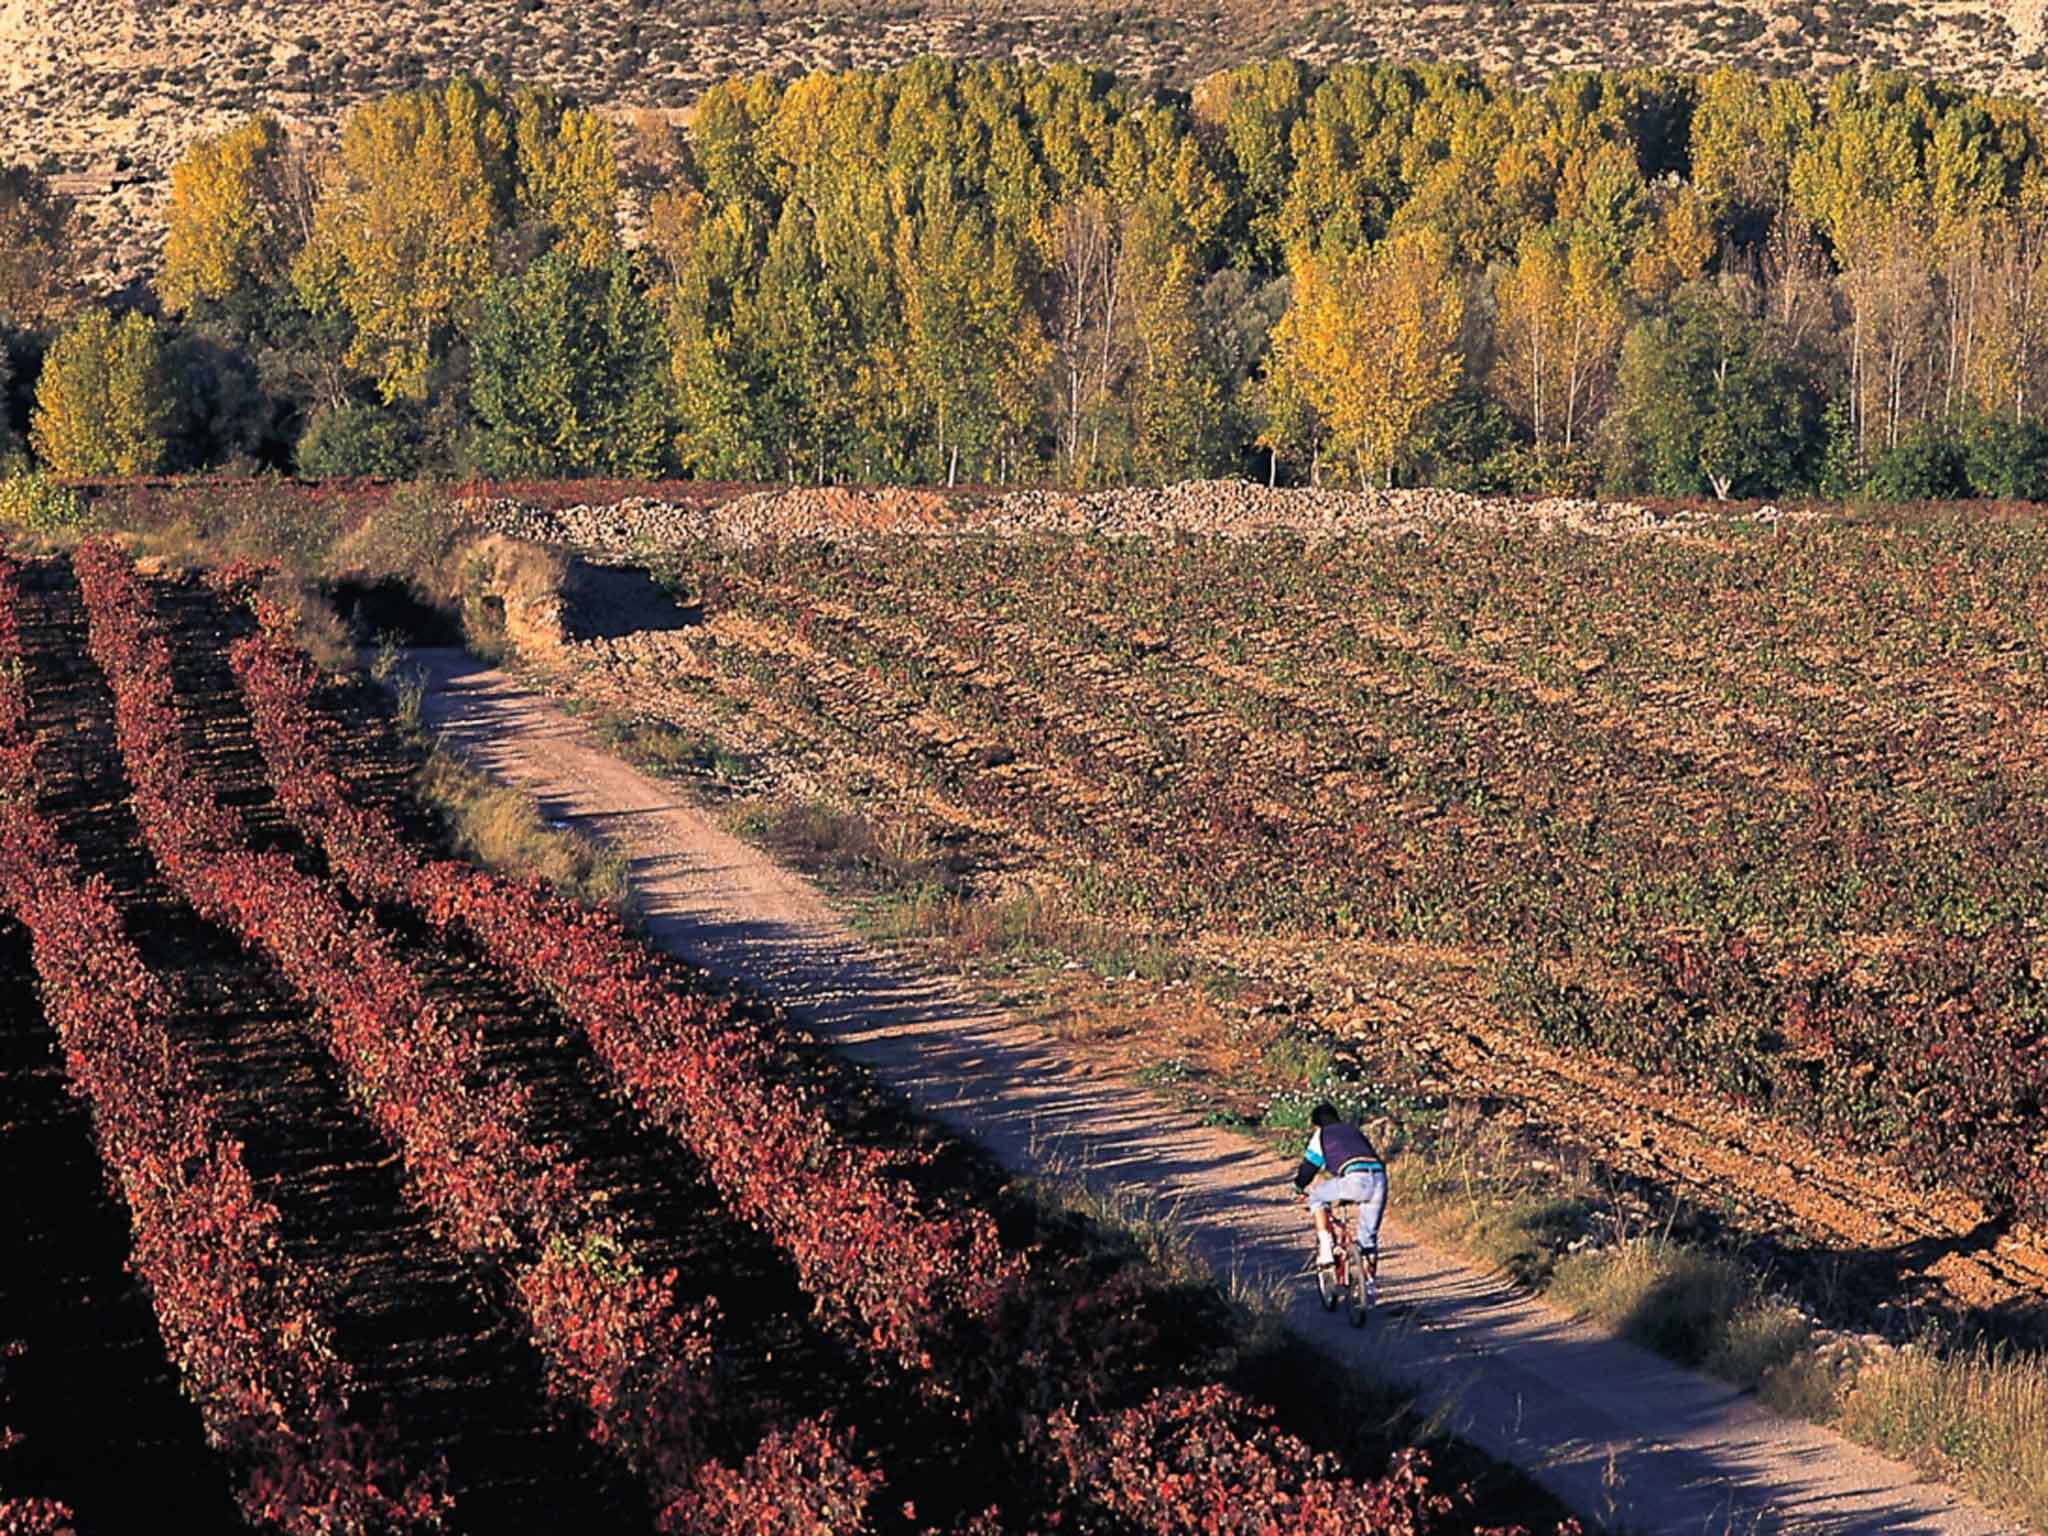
[410,644,2018,1535]
[6,0,2040,293]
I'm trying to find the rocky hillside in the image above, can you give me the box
[4,0,2045,295]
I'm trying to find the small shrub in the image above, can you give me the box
[296,402,421,479]
[415,751,630,911]
[1961,414,2048,500]
[596,713,754,783]
[1862,423,1970,501]
[1551,1237,1750,1366]
[325,482,475,590]
[0,469,90,532]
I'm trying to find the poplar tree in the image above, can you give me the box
[159,115,307,317]
[30,309,176,474]
[293,77,515,403]
[1267,228,1463,485]
[470,252,669,476]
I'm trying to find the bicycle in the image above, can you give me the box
[1309,1198,1376,1328]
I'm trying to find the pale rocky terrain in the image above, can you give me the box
[465,479,1765,555]
[3,0,2044,295]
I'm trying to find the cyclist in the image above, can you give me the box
[1291,1101,1387,1276]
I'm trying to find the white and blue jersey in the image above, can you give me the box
[1293,1122,1383,1189]
[1294,1121,1388,1253]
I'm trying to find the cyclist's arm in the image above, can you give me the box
[1292,1127,1326,1193]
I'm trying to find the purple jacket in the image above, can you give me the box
[1292,1122,1382,1191]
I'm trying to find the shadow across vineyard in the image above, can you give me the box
[0,929,240,1536]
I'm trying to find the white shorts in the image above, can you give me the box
[1308,1167,1387,1253]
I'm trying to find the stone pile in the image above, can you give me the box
[469,479,1703,557]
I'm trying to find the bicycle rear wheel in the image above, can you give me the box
[1348,1248,1374,1328]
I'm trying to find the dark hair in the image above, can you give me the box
[1309,1101,1340,1128]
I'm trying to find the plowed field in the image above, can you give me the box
[550,516,2048,1330]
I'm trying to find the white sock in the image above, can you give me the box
[1316,1233,1334,1265]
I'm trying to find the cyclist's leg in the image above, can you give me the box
[1354,1170,1387,1298]
[1305,1181,1339,1264]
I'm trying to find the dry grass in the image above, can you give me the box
[1549,1237,1781,1371]
[731,796,949,893]
[1534,1233,2048,1527]
[414,749,630,912]
[1813,1341,2048,1528]
[588,709,755,785]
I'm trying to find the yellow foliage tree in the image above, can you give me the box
[1266,228,1463,485]
[159,115,306,314]
[514,88,620,270]
[1492,230,1568,447]
[30,308,175,474]
[1963,209,2048,422]
[1493,230,1624,451]
[294,78,514,403]
[1627,183,1715,303]
[1691,67,1813,235]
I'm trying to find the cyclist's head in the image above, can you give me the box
[1309,1102,1340,1128]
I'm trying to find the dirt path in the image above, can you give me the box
[412,648,2018,1536]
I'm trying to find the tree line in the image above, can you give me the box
[4,57,2048,499]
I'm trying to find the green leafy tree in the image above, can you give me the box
[470,252,669,476]
[662,194,777,480]
[1127,204,1222,481]
[513,87,622,268]
[1863,420,1969,499]
[896,186,1037,484]
[1608,291,1817,499]
[29,309,177,474]
[1960,412,2048,497]
[1690,68,1814,241]
[295,401,422,478]
[1193,59,1311,269]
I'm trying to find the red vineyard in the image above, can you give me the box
[0,539,1564,1532]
